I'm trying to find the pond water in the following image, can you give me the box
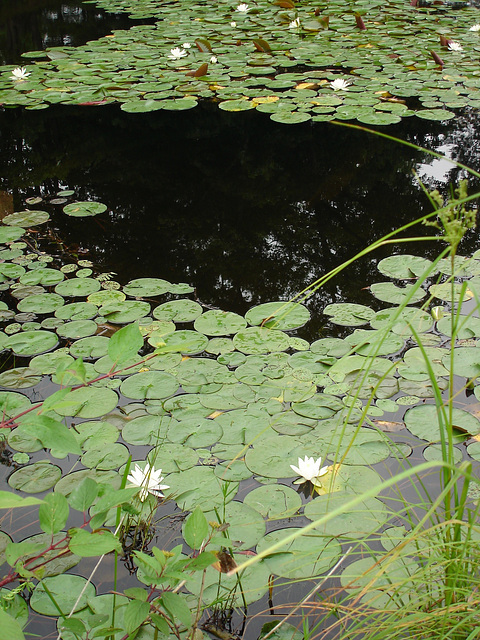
[1,3,480,640]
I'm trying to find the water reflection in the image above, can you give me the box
[0,105,479,340]
[0,0,139,65]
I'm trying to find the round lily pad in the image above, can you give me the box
[323,303,375,327]
[8,461,62,493]
[233,326,290,354]
[55,278,101,297]
[30,574,96,615]
[100,300,151,324]
[404,404,480,442]
[167,465,238,511]
[54,386,118,418]
[245,301,310,330]
[3,210,49,226]
[257,528,342,579]
[81,442,130,470]
[244,484,302,519]
[153,299,203,322]
[19,268,64,286]
[194,309,247,336]
[161,329,208,355]
[70,336,110,359]
[370,282,425,305]
[120,370,179,400]
[377,255,434,279]
[204,501,266,550]
[123,277,171,297]
[57,320,98,339]
[55,302,98,321]
[0,226,25,243]
[17,293,65,314]
[0,367,42,389]
[6,330,58,356]
[63,201,107,217]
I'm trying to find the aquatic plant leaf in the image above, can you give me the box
[194,309,247,336]
[370,282,425,304]
[0,608,25,640]
[54,386,118,419]
[323,303,375,327]
[55,277,101,297]
[404,404,480,442]
[8,462,62,493]
[377,254,434,279]
[68,528,122,556]
[305,492,391,538]
[63,201,107,217]
[20,416,81,455]
[246,301,310,330]
[17,294,64,314]
[6,330,58,356]
[257,529,342,579]
[19,268,64,286]
[205,500,266,550]
[167,465,238,511]
[3,210,49,226]
[0,367,42,389]
[233,326,289,354]
[153,299,203,322]
[244,484,301,519]
[30,574,96,615]
[0,226,25,243]
[120,370,178,400]
[123,277,170,297]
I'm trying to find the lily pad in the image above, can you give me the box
[244,484,302,519]
[8,461,62,493]
[404,404,480,442]
[323,303,375,327]
[63,201,107,217]
[30,574,95,615]
[245,301,310,330]
[194,309,247,336]
[3,210,49,226]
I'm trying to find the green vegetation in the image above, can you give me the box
[2,0,480,122]
[0,135,478,638]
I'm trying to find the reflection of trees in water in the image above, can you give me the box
[0,0,136,64]
[0,104,479,339]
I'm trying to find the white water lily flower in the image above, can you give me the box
[469,24,480,32]
[330,78,351,91]
[183,42,192,48]
[289,18,300,28]
[236,3,250,12]
[11,67,30,81]
[448,41,463,51]
[231,21,237,27]
[210,55,218,63]
[127,463,169,502]
[290,456,329,484]
[168,47,188,60]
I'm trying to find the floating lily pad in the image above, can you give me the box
[404,404,480,442]
[54,386,118,418]
[161,329,208,355]
[30,574,95,615]
[204,501,266,550]
[19,268,64,286]
[153,299,203,322]
[244,484,301,519]
[9,461,62,493]
[167,465,238,511]
[194,309,247,336]
[123,277,171,297]
[3,210,49,226]
[6,330,58,356]
[370,282,425,305]
[101,300,151,324]
[63,201,107,217]
[257,528,342,579]
[120,370,179,400]
[233,326,290,354]
[17,293,64,314]
[245,301,310,330]
[377,255,434,279]
[323,303,375,327]
[55,278,101,297]
[0,226,25,243]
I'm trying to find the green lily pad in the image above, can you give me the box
[194,309,247,336]
[153,299,203,322]
[0,226,25,243]
[55,278,101,297]
[304,492,391,538]
[167,465,238,511]
[101,300,151,324]
[54,386,118,418]
[377,255,434,279]
[0,367,42,389]
[57,320,98,339]
[123,277,171,297]
[17,293,65,314]
[257,528,342,579]
[3,210,49,226]
[203,501,266,550]
[160,329,208,355]
[8,461,62,493]
[6,330,58,356]
[19,268,64,286]
[70,336,110,359]
[244,484,302,519]
[120,370,179,400]
[63,201,107,217]
[323,303,375,327]
[404,404,480,442]
[55,302,98,321]
[245,301,310,330]
[30,574,96,615]
[370,282,425,305]
[233,326,290,354]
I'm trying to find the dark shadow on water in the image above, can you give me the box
[1,104,479,340]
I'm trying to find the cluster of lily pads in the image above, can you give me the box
[1,197,480,636]
[2,0,480,123]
